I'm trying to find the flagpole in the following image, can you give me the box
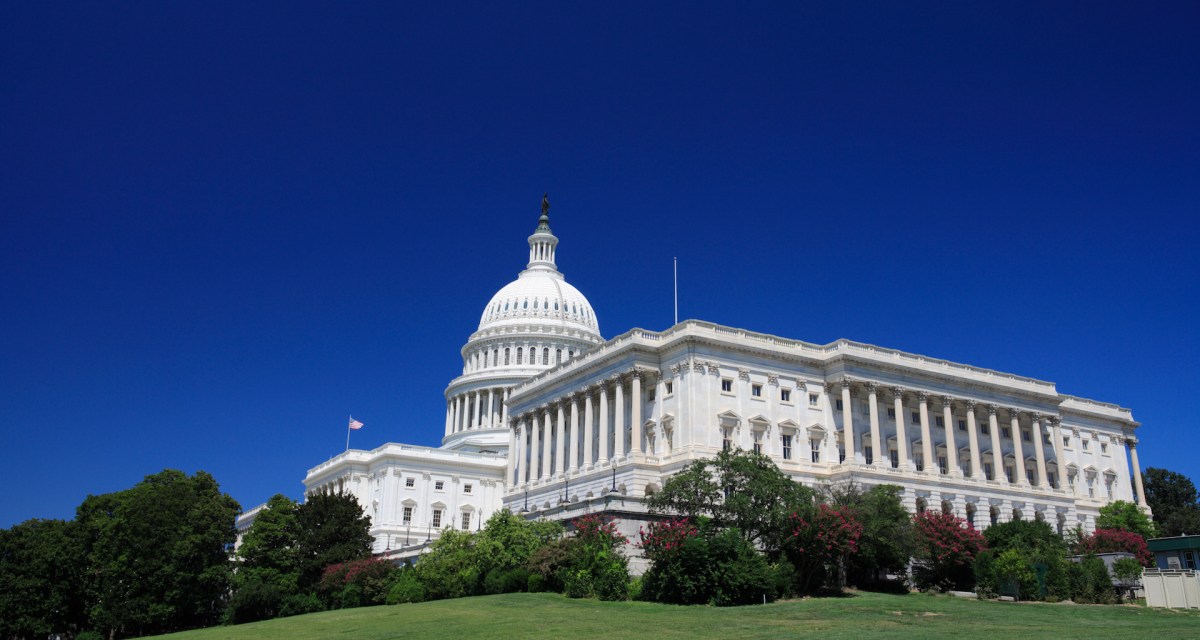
[673,257,678,326]
[346,415,351,452]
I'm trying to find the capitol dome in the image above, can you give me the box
[441,196,604,452]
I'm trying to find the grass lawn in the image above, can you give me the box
[152,591,1200,640]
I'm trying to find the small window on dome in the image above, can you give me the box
[554,301,559,311]
[523,299,528,309]
[533,299,538,310]
[504,302,509,311]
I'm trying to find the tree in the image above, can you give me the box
[784,503,863,594]
[1111,556,1144,601]
[474,509,563,586]
[647,449,816,556]
[229,494,302,623]
[414,528,482,600]
[638,518,774,606]
[293,491,373,592]
[824,483,914,587]
[1076,528,1153,566]
[983,518,1066,556]
[912,511,987,591]
[77,469,241,638]
[1096,500,1157,540]
[0,519,88,639]
[1144,468,1200,537]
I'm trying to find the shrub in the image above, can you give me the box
[226,578,284,624]
[912,511,987,592]
[563,568,594,598]
[525,537,579,593]
[527,573,546,593]
[414,529,482,600]
[993,549,1037,600]
[1076,529,1153,566]
[639,518,774,606]
[784,503,863,594]
[1077,555,1116,604]
[76,632,104,640]
[627,575,644,601]
[483,567,531,594]
[316,557,399,608]
[386,569,426,604]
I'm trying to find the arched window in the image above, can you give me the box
[543,348,549,365]
[516,347,522,364]
[504,348,510,365]
[533,299,539,310]
[556,348,562,364]
[523,299,528,309]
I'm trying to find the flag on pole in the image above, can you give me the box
[349,417,364,430]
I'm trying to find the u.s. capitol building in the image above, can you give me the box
[290,199,1149,559]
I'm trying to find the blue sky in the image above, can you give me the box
[1,2,1197,527]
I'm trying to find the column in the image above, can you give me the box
[841,380,854,465]
[867,383,883,467]
[1010,410,1027,486]
[516,421,527,485]
[942,397,958,476]
[475,391,484,429]
[1049,419,1064,489]
[445,402,452,436]
[598,384,610,464]
[893,388,909,470]
[1032,414,1048,489]
[919,393,933,473]
[568,395,580,472]
[452,396,462,434]
[501,388,509,432]
[630,371,643,455]
[614,376,626,459]
[1129,440,1147,506]
[1070,428,1084,497]
[988,405,1003,482]
[486,388,496,429]
[529,413,542,483]
[553,403,565,476]
[583,390,595,468]
[506,423,517,486]
[966,401,982,479]
[540,409,553,481]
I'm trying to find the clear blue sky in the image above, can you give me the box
[2,2,1197,528]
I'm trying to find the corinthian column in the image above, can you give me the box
[918,393,933,472]
[568,395,580,472]
[893,388,909,470]
[614,375,626,459]
[1032,414,1048,489]
[630,371,643,455]
[598,384,610,464]
[529,413,542,483]
[541,408,553,481]
[966,401,982,480]
[1010,410,1027,486]
[840,379,854,465]
[506,422,518,486]
[942,398,957,476]
[553,403,565,476]
[988,405,1003,482]
[1129,439,1147,506]
[867,383,883,467]
[583,390,595,468]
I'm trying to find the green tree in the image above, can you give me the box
[1096,500,1157,539]
[414,528,482,600]
[993,549,1037,600]
[474,509,563,585]
[77,469,240,638]
[825,483,914,587]
[293,491,373,592]
[1143,468,1200,537]
[647,449,816,556]
[229,494,302,623]
[0,519,88,639]
[983,518,1066,556]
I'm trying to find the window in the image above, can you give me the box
[1101,442,1108,454]
[1048,472,1057,488]
[556,348,562,364]
[648,388,656,402]
[958,419,967,432]
[1026,468,1035,484]
[782,434,793,460]
[838,446,846,463]
[1005,465,1015,483]
[809,393,819,407]
[915,454,924,472]
[835,399,844,411]
[751,384,763,398]
[463,484,472,494]
[542,347,549,364]
[781,389,791,403]
[811,440,821,463]
[432,509,443,528]
[435,481,445,491]
[887,407,896,419]
[722,430,732,451]
[981,423,990,435]
[889,449,899,468]
[721,379,733,393]
[752,432,762,454]
[461,512,471,530]
[665,381,673,395]
[1002,426,1011,439]
[402,506,413,524]
[1063,436,1071,448]
[864,446,874,465]
[938,456,948,475]
[984,462,994,480]
[1021,429,1031,442]
[405,477,415,488]
[504,348,511,365]
[911,411,920,424]
[935,416,944,428]
[1083,439,1090,452]
[516,347,523,363]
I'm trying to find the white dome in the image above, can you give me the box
[478,269,600,337]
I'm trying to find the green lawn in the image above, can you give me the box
[152,591,1200,640]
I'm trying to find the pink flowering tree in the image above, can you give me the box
[785,504,864,593]
[1076,528,1153,566]
[912,511,987,591]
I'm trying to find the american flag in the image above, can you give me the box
[348,417,364,430]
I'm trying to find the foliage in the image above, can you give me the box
[911,511,987,591]
[1143,467,1200,537]
[385,569,426,604]
[647,449,816,556]
[1111,557,1143,585]
[292,492,374,592]
[76,469,241,638]
[639,518,774,606]
[225,578,285,624]
[1076,528,1153,566]
[75,632,104,640]
[823,483,913,588]
[784,503,863,594]
[982,518,1066,556]
[0,518,88,639]
[1068,555,1116,604]
[316,557,399,608]
[993,549,1038,600]
[474,509,563,583]
[1096,500,1157,540]
[563,514,630,601]
[415,528,483,600]
[525,537,580,593]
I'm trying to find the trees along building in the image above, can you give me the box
[289,202,1150,562]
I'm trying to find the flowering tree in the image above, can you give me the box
[1076,528,1153,566]
[785,504,863,593]
[912,511,987,591]
[316,557,398,608]
[638,518,773,605]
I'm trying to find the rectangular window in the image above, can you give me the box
[887,407,896,419]
[984,462,994,480]
[981,423,990,435]
[1048,472,1057,488]
[721,379,733,393]
[781,389,791,403]
[838,446,846,463]
[1101,442,1108,454]
[915,454,924,472]
[464,484,472,494]
[751,384,763,398]
[938,456,948,474]
[1083,439,1090,451]
[1063,436,1071,448]
[811,440,821,463]
[835,399,844,411]
[889,449,899,468]
[1186,552,1196,570]
[1006,466,1015,483]
[405,477,415,488]
[432,509,443,528]
[1021,429,1031,442]
[752,433,762,454]
[958,419,967,432]
[461,512,471,530]
[1002,426,1012,439]
[665,381,673,395]
[809,393,819,407]
[782,434,793,460]
[722,431,732,451]
[935,416,944,428]
[402,506,413,524]
[864,446,874,465]
[911,411,920,424]
[435,480,445,491]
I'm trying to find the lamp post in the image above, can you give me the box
[609,464,619,494]
[520,488,529,513]
[560,476,570,506]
